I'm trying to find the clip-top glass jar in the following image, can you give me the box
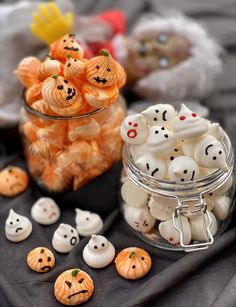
[19,96,125,193]
[121,130,235,252]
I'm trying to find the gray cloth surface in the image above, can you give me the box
[1,0,236,307]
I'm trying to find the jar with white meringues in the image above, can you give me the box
[120,103,235,252]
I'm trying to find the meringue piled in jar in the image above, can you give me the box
[120,103,235,251]
[16,34,126,193]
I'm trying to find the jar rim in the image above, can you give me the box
[123,130,234,197]
[21,95,107,121]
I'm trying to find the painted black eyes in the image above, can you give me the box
[174,148,178,152]
[94,245,98,249]
[78,278,84,284]
[101,243,105,247]
[183,170,187,174]
[132,265,136,269]
[161,127,165,130]
[96,65,100,69]
[181,178,185,182]
[71,229,74,233]
[219,151,222,154]
[16,219,19,222]
[155,109,159,113]
[65,281,72,288]
[57,85,64,90]
[170,156,174,161]
[38,258,43,263]
[86,217,90,221]
[107,68,111,72]
[154,117,157,121]
[164,134,168,138]
[213,156,217,160]
[64,235,67,238]
[155,130,159,134]
[158,33,169,44]
[48,257,51,262]
[64,80,68,84]
[63,39,66,42]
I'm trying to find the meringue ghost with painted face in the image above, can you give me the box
[173,104,208,140]
[52,223,79,253]
[146,125,174,156]
[141,104,176,129]
[135,154,166,179]
[75,208,103,237]
[120,114,149,144]
[168,156,200,182]
[5,209,32,242]
[31,197,60,225]
[194,135,228,171]
[82,235,115,268]
[124,204,155,233]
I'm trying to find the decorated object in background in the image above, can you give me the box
[0,166,29,197]
[27,247,55,273]
[82,235,115,268]
[115,247,152,280]
[31,197,60,225]
[52,223,79,253]
[75,208,103,237]
[5,209,32,242]
[16,31,126,193]
[54,268,94,305]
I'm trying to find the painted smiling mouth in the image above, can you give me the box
[41,265,52,271]
[66,88,76,101]
[15,227,23,233]
[93,76,108,85]
[64,46,79,51]
[67,290,88,299]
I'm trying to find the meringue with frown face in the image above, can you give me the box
[168,156,200,182]
[52,223,79,253]
[75,208,103,237]
[120,114,149,144]
[141,104,176,129]
[83,235,115,268]
[135,154,166,179]
[173,104,208,140]
[5,209,32,242]
[31,197,60,225]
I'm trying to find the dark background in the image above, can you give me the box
[1,0,236,306]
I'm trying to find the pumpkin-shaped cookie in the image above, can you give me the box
[84,50,125,88]
[42,75,82,108]
[115,247,152,280]
[54,268,94,305]
[0,166,29,197]
[27,247,55,273]
[25,82,42,105]
[64,55,84,79]
[50,34,84,62]
[38,57,61,81]
[15,56,41,88]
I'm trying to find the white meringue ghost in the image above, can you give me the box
[135,154,166,179]
[173,104,208,140]
[121,180,149,208]
[124,204,156,233]
[82,235,115,268]
[75,208,103,237]
[31,197,60,225]
[120,114,149,144]
[159,215,191,245]
[189,211,218,241]
[148,195,176,221]
[5,209,32,242]
[207,123,224,141]
[146,126,174,156]
[163,147,183,166]
[168,156,200,182]
[130,143,148,161]
[52,223,79,253]
[141,104,176,129]
[212,195,231,221]
[194,135,228,171]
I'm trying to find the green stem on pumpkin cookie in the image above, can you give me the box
[68,33,75,38]
[129,251,136,258]
[71,269,80,277]
[52,74,59,79]
[100,50,109,57]
[40,248,45,254]
[66,54,72,59]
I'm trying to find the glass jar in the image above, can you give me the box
[19,97,125,193]
[121,130,235,252]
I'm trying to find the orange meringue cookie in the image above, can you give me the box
[15,56,41,88]
[42,75,81,108]
[27,247,55,273]
[50,34,84,63]
[20,121,39,143]
[82,82,119,108]
[63,55,84,79]
[68,118,100,142]
[37,57,61,81]
[25,83,42,105]
[49,99,83,116]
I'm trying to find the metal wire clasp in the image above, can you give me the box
[172,195,214,252]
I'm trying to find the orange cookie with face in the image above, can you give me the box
[37,57,62,81]
[0,166,29,197]
[27,247,55,273]
[50,34,84,63]
[115,247,152,280]
[54,268,94,305]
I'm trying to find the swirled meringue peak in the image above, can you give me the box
[173,104,208,140]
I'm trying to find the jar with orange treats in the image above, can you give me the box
[16,34,126,193]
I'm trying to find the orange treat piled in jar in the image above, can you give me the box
[16,34,126,193]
